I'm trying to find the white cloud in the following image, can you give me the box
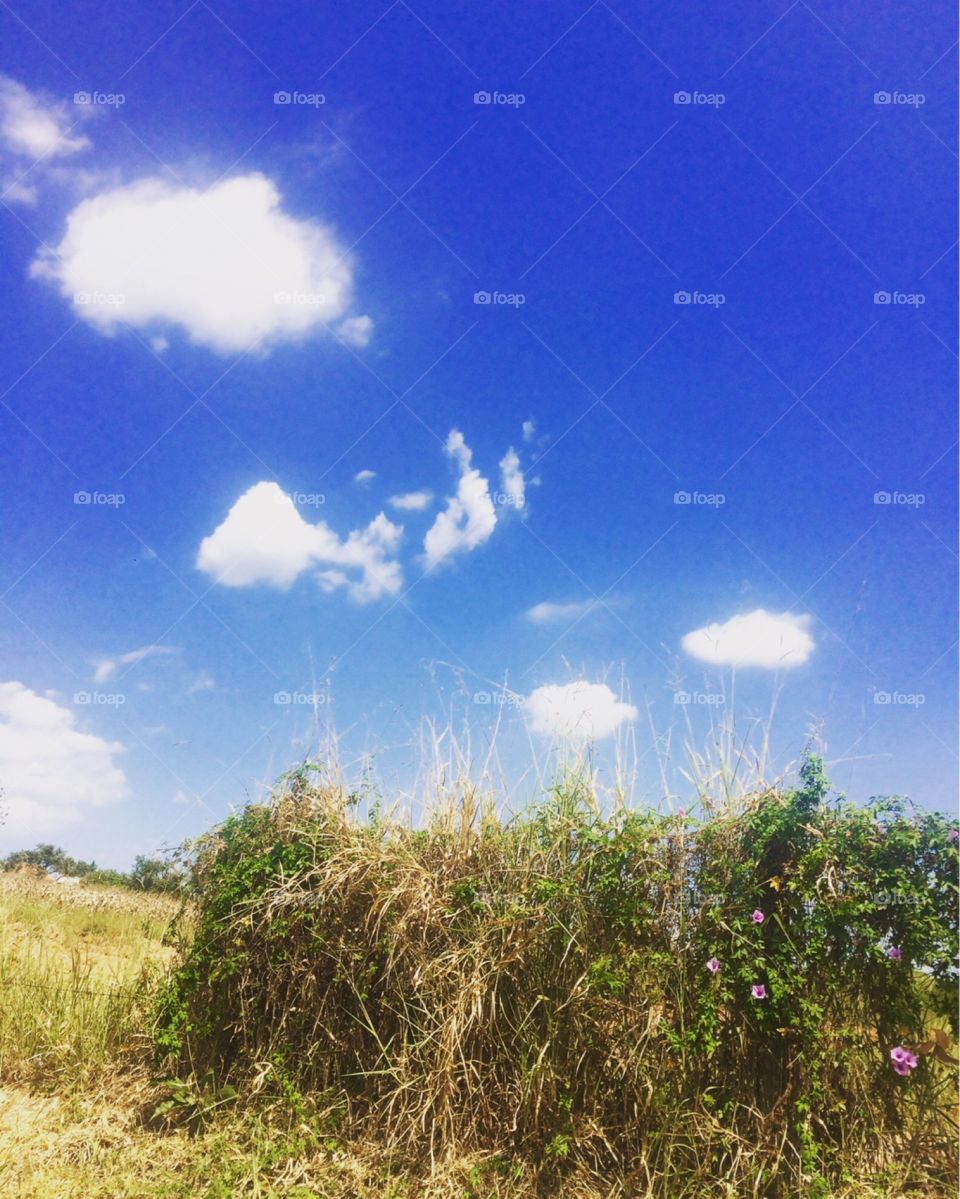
[354,469,376,485]
[498,447,525,510]
[389,490,433,512]
[187,672,216,694]
[423,430,497,569]
[0,682,127,837]
[525,599,599,624]
[522,419,536,443]
[525,681,638,742]
[196,481,402,602]
[31,173,362,353]
[93,644,177,683]
[0,75,89,161]
[337,314,373,347]
[681,608,815,669]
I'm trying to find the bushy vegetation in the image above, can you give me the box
[155,758,959,1197]
[2,845,185,893]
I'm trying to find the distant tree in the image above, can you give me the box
[2,844,96,877]
[129,854,184,893]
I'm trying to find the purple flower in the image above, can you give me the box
[949,828,959,842]
[890,1046,917,1075]
[751,910,765,924]
[751,984,766,1000]
[706,957,720,974]
[888,946,902,961]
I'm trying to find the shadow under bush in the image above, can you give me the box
[154,758,959,1197]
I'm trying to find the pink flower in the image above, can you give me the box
[751,910,764,924]
[888,947,902,961]
[706,957,720,974]
[949,828,959,842]
[751,984,766,999]
[890,1046,917,1075]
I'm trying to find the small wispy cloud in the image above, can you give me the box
[93,644,178,683]
[389,490,433,512]
[525,599,600,624]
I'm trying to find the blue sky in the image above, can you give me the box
[0,0,956,868]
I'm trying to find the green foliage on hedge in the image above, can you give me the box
[154,758,958,1196]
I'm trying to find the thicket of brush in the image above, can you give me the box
[155,757,958,1197]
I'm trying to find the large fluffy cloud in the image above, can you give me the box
[0,682,128,837]
[31,173,370,353]
[423,430,497,569]
[681,608,815,669]
[197,482,402,602]
[525,681,638,742]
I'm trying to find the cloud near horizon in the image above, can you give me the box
[0,682,128,837]
[196,482,403,602]
[525,681,638,741]
[681,608,815,669]
[31,172,370,354]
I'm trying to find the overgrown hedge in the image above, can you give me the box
[155,759,959,1197]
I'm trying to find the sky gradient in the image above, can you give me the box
[0,0,956,868]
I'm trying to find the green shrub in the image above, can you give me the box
[155,757,958,1197]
